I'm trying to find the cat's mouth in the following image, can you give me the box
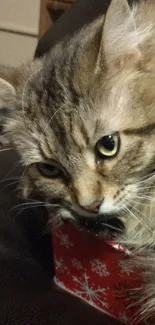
[74,214,124,234]
[49,202,124,235]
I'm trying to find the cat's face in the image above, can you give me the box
[8,66,155,224]
[1,0,155,237]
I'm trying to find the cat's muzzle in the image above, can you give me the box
[47,200,124,235]
[56,205,124,235]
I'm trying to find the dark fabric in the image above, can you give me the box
[35,0,139,59]
[35,0,111,58]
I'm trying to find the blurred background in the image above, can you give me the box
[0,0,74,67]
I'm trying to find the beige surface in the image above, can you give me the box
[0,31,38,67]
[0,0,40,35]
[0,0,40,67]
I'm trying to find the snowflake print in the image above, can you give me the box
[91,259,110,277]
[119,260,133,276]
[55,277,66,290]
[56,230,74,249]
[73,273,108,308]
[55,257,69,274]
[71,258,84,270]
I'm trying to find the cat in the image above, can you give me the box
[0,0,155,320]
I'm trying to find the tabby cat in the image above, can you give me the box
[1,0,155,319]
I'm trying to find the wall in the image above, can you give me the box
[0,0,40,67]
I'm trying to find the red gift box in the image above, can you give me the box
[52,223,151,325]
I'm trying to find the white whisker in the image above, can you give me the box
[13,203,47,219]
[128,194,155,201]
[128,198,154,207]
[100,222,123,232]
[0,163,21,184]
[0,176,20,185]
[128,185,155,192]
[2,180,20,190]
[136,172,155,184]
[124,205,153,234]
[10,201,46,213]
[0,147,14,152]
[128,203,153,232]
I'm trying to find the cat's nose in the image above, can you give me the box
[83,200,101,213]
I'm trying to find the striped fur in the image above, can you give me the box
[1,0,155,320]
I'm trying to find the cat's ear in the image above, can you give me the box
[102,0,143,70]
[0,67,18,145]
[0,66,17,115]
[0,66,17,124]
[0,78,15,109]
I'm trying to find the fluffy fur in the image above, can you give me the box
[1,0,155,320]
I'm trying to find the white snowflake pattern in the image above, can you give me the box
[56,230,74,249]
[91,259,110,277]
[54,277,66,290]
[71,258,84,270]
[119,260,133,276]
[73,273,108,308]
[55,256,69,274]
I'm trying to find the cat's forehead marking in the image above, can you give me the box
[69,112,89,148]
[85,150,96,169]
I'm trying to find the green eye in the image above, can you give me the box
[96,134,120,158]
[37,163,62,178]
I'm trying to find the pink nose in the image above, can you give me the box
[83,201,101,213]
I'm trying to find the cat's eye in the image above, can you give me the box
[37,162,62,178]
[96,134,120,158]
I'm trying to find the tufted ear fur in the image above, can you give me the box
[0,66,18,145]
[101,0,150,71]
[0,78,15,114]
[0,66,18,120]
